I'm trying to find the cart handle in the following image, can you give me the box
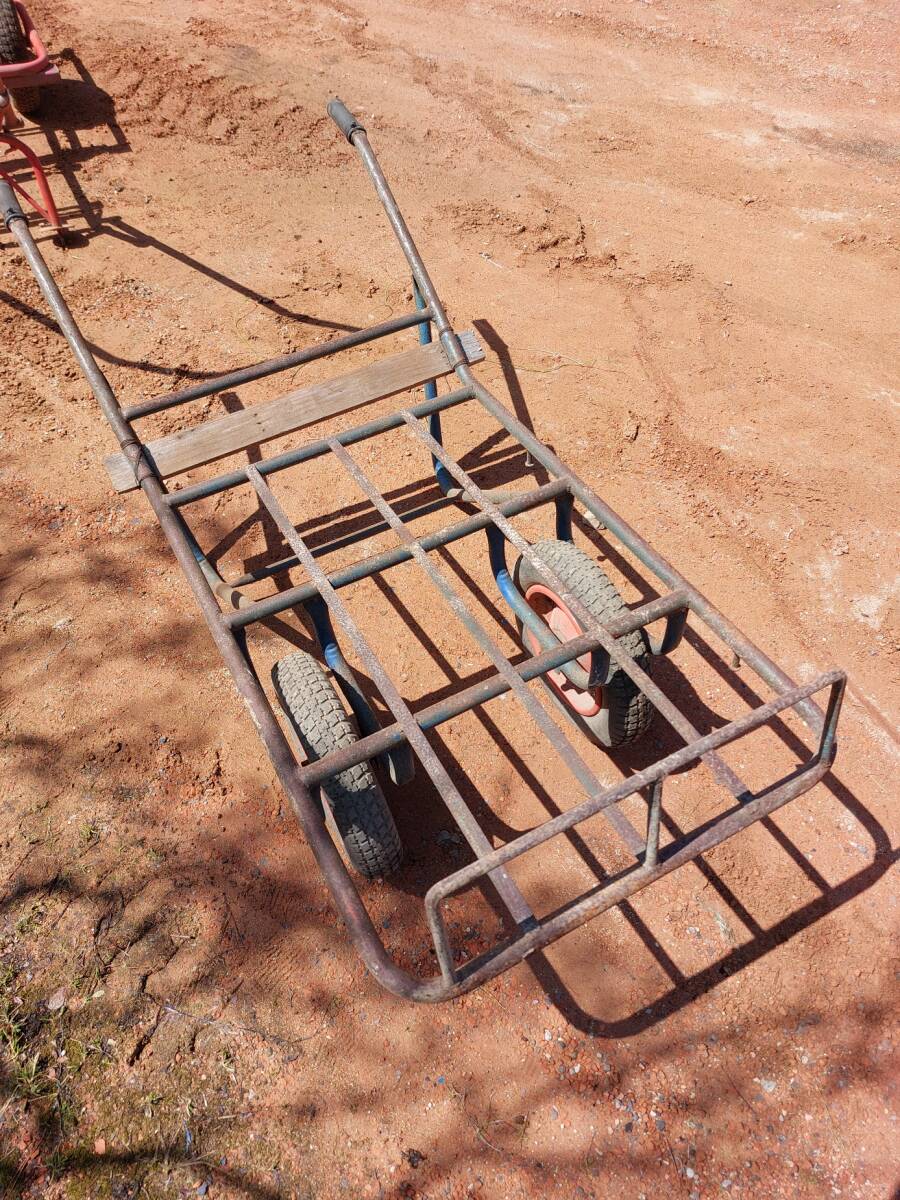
[327,98,365,142]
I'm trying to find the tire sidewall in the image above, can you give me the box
[513,542,646,749]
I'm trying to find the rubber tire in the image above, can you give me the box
[513,539,653,748]
[0,0,41,114]
[273,651,403,878]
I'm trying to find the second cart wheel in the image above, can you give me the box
[274,651,404,878]
[0,0,41,115]
[513,538,653,749]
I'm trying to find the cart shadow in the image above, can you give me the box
[1,48,127,245]
[471,319,550,479]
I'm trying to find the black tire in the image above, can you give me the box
[273,651,403,878]
[513,539,653,748]
[0,0,41,115]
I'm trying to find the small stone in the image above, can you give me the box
[47,988,66,1012]
[622,414,640,442]
[656,1118,666,1131]
[94,1137,106,1155]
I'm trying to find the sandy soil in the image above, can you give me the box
[1,0,898,1197]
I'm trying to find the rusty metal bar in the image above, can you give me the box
[644,780,663,869]
[225,478,569,629]
[328,438,648,866]
[402,411,751,801]
[299,589,689,787]
[425,671,845,977]
[243,463,537,954]
[431,743,838,997]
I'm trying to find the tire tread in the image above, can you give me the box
[274,652,403,878]
[515,539,653,747]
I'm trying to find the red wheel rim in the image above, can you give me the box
[523,583,602,717]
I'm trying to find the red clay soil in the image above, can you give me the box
[1,1,898,1198]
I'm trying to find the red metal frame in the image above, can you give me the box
[0,3,62,230]
[0,133,62,228]
[0,1,60,82]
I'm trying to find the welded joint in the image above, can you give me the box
[440,329,470,369]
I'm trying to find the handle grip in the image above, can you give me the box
[327,98,365,142]
[0,181,24,228]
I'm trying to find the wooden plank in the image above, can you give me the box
[105,330,483,493]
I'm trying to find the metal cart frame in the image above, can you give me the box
[0,99,845,1002]
[0,0,63,230]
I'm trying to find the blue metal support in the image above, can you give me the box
[554,491,573,542]
[414,279,455,495]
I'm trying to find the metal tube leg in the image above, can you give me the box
[644,780,663,868]
[414,278,455,496]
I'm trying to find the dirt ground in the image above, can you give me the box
[1,0,898,1196]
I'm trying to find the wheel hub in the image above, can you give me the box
[523,583,602,717]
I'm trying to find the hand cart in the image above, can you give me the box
[0,0,62,231]
[0,100,846,1002]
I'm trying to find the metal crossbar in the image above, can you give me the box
[402,412,751,800]
[424,671,844,985]
[298,589,691,785]
[0,97,848,1004]
[327,438,647,862]
[164,385,475,508]
[123,307,435,420]
[225,478,570,630]
[244,464,537,933]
